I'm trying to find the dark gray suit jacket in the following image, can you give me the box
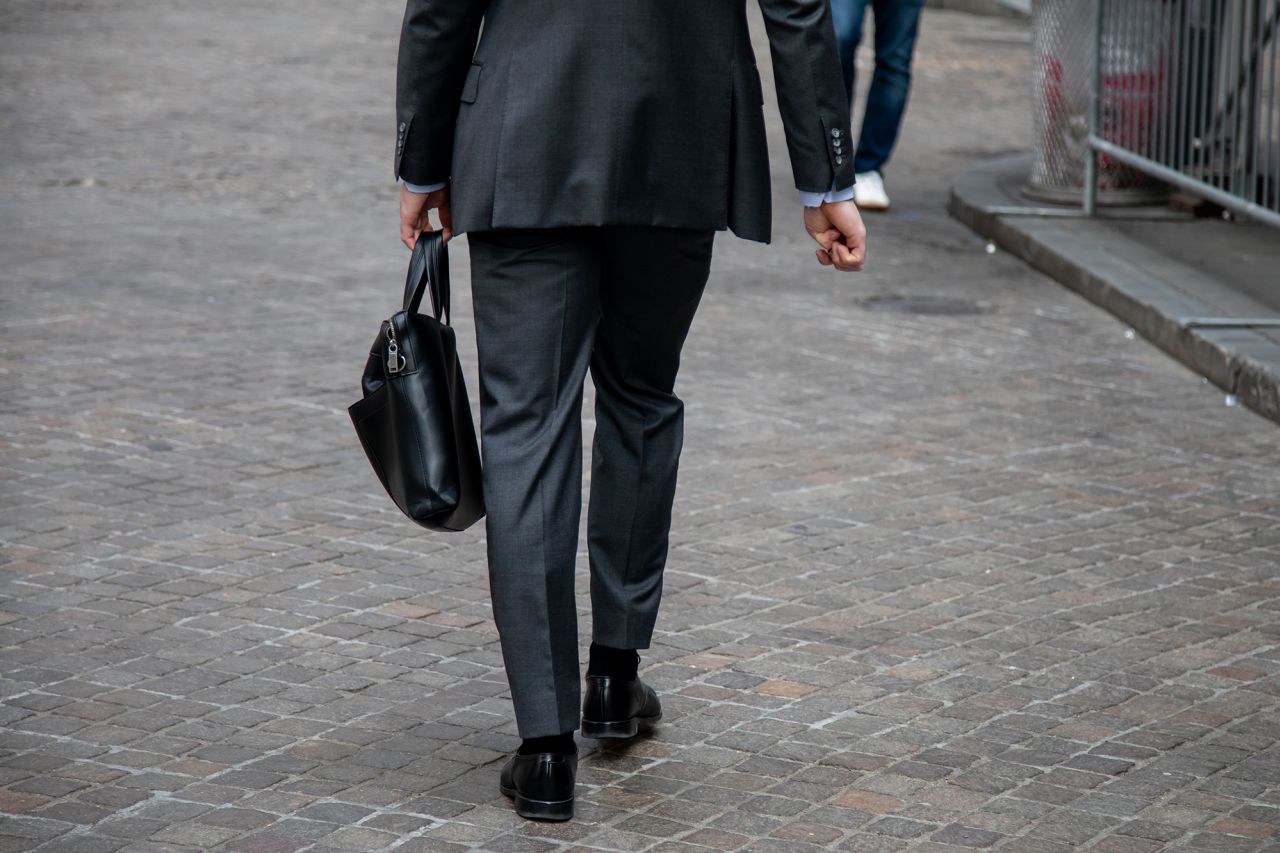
[395,0,855,243]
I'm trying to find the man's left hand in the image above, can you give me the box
[804,201,866,272]
[400,184,452,249]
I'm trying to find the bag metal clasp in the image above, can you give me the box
[386,324,406,374]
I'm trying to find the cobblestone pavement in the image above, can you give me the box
[2,2,1279,851]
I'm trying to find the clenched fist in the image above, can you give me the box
[804,200,867,272]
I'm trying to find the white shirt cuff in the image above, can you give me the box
[402,179,447,194]
[800,183,856,208]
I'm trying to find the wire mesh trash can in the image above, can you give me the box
[1028,0,1171,204]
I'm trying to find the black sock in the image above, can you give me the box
[518,732,576,755]
[588,642,639,680]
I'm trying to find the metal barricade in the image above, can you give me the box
[1084,0,1280,229]
[1029,0,1169,204]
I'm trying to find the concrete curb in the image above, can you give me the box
[949,154,1280,425]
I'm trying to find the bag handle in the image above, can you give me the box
[402,231,451,324]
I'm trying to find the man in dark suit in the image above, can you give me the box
[394,0,866,821]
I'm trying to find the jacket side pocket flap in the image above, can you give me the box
[460,63,482,104]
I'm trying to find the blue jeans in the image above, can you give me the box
[830,0,924,174]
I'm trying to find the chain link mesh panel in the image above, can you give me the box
[1028,0,1170,203]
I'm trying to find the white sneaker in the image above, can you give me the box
[854,171,890,210]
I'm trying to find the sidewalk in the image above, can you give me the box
[2,3,1279,852]
[950,155,1280,425]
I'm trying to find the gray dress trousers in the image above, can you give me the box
[467,226,715,738]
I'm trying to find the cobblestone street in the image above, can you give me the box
[2,1,1279,851]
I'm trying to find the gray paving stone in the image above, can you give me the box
[931,823,1007,847]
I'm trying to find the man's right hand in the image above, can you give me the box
[804,200,866,272]
[400,184,453,250]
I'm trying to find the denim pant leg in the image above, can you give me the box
[854,0,925,174]
[829,0,870,100]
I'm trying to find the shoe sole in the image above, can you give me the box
[580,711,662,740]
[500,784,573,821]
[857,200,890,211]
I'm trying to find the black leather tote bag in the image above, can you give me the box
[348,232,484,531]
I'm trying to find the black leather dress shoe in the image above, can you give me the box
[581,675,662,739]
[499,751,577,821]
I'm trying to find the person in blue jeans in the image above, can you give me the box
[830,0,925,210]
